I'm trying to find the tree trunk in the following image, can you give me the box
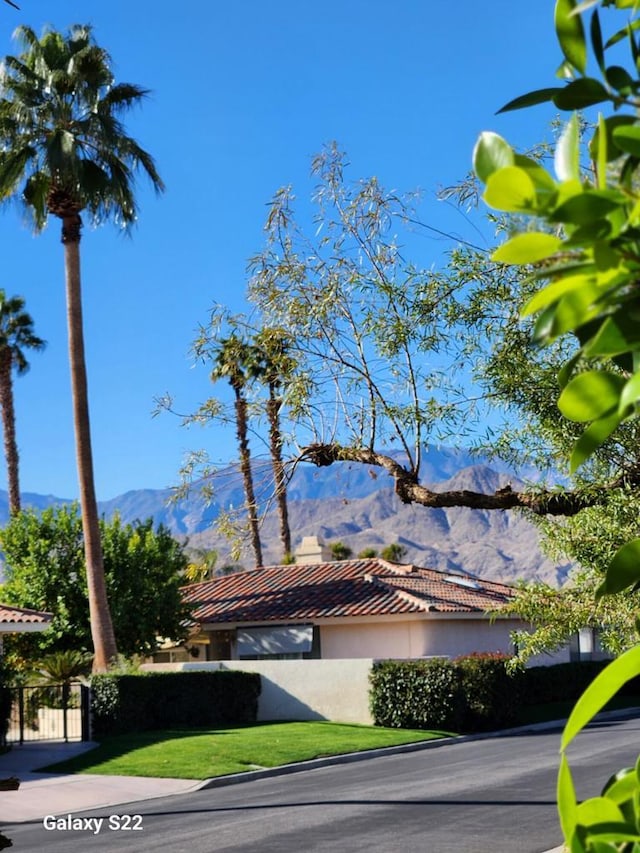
[0,350,20,515]
[62,214,117,671]
[267,383,291,559]
[234,389,263,568]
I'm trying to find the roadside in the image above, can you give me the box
[2,708,636,850]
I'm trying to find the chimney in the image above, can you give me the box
[295,535,332,564]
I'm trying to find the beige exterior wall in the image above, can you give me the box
[318,616,524,660]
[141,659,375,725]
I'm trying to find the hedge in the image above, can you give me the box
[0,664,11,746]
[369,656,633,733]
[91,670,261,737]
[369,659,465,731]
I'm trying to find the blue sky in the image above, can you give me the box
[0,1,558,500]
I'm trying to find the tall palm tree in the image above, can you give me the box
[0,292,45,515]
[254,328,296,561]
[0,25,164,670]
[211,334,264,568]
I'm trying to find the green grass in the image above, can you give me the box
[39,721,450,780]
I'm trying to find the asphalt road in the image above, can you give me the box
[4,717,640,853]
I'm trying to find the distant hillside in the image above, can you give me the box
[0,446,570,587]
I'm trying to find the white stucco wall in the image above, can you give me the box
[141,659,375,724]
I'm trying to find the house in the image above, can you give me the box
[0,603,52,654]
[180,537,522,663]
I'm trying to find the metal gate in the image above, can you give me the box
[5,683,90,744]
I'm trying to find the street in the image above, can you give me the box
[4,717,640,852]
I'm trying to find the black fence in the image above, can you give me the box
[6,683,90,744]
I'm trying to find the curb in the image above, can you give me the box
[196,706,640,791]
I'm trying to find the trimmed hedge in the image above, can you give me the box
[457,653,523,731]
[369,656,632,733]
[369,659,465,731]
[91,670,261,737]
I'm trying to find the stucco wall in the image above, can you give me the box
[141,659,375,724]
[318,617,524,659]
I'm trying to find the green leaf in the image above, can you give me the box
[555,113,581,181]
[539,282,608,342]
[570,410,623,471]
[558,370,625,422]
[561,646,640,750]
[604,17,640,50]
[612,124,640,157]
[522,273,590,317]
[558,753,577,842]
[590,9,605,72]
[575,797,626,826]
[620,369,640,410]
[492,233,563,264]
[558,352,582,388]
[584,314,640,357]
[555,0,588,74]
[472,132,515,182]
[589,115,636,164]
[497,88,563,114]
[605,65,635,94]
[602,767,638,805]
[553,79,610,110]
[551,191,622,225]
[483,167,537,212]
[598,540,640,596]
[513,154,558,194]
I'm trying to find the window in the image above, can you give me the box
[237,625,318,660]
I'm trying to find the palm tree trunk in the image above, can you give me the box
[62,214,117,671]
[234,390,263,568]
[267,383,291,559]
[0,350,20,515]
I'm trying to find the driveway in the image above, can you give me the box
[4,716,640,852]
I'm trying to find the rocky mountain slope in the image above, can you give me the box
[1,447,570,587]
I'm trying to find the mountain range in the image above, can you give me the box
[3,446,571,587]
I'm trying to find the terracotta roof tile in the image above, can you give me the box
[0,604,52,625]
[182,559,515,624]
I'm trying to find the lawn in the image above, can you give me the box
[39,721,450,779]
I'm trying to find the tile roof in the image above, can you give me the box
[182,559,515,625]
[0,603,52,626]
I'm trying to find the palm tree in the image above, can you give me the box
[0,292,45,515]
[0,25,164,671]
[254,328,295,561]
[211,334,264,568]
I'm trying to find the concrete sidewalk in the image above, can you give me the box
[0,741,204,823]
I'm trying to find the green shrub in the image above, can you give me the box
[369,659,464,731]
[0,662,11,745]
[456,653,523,731]
[521,661,609,707]
[91,670,261,737]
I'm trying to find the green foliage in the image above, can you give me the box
[357,548,378,559]
[0,23,164,231]
[369,659,464,731]
[456,653,523,731]
[90,671,261,737]
[32,650,93,685]
[475,1,640,846]
[0,658,13,744]
[370,658,628,736]
[330,541,353,561]
[380,543,408,562]
[0,505,190,660]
